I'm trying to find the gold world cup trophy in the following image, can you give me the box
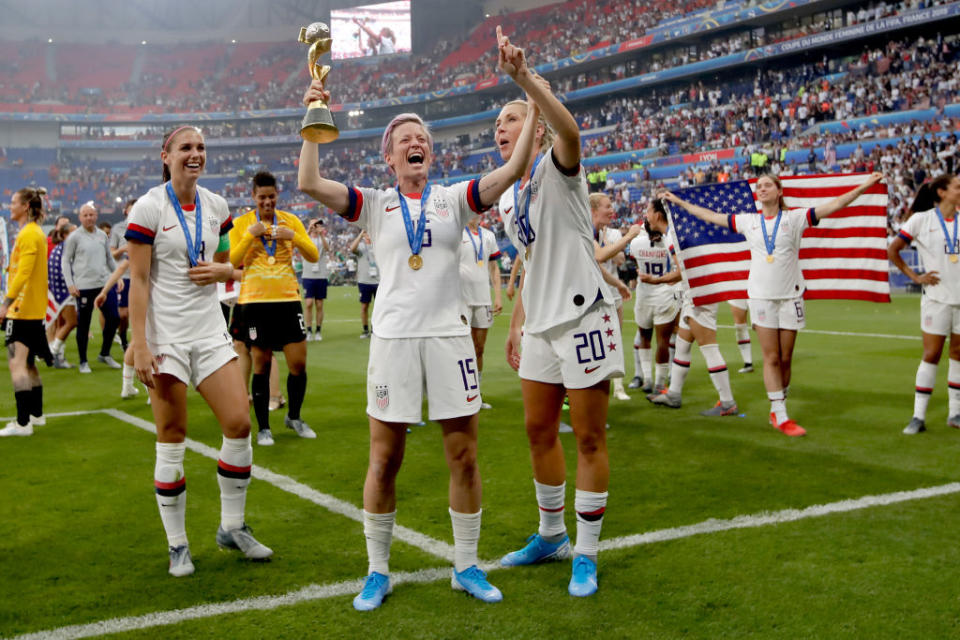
[298,22,339,143]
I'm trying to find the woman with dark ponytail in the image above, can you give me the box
[1,187,52,436]
[889,174,960,434]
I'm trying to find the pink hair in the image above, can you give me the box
[380,113,433,161]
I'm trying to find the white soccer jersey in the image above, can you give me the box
[729,208,817,300]
[125,183,232,345]
[303,236,330,279]
[498,149,613,335]
[629,228,673,299]
[597,226,622,276]
[459,226,501,306]
[342,179,487,338]
[497,188,521,254]
[356,241,379,284]
[899,208,960,304]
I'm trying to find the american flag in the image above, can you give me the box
[45,243,70,328]
[665,174,890,306]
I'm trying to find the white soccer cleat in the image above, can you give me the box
[614,388,631,401]
[168,544,195,577]
[257,429,275,446]
[97,354,122,369]
[78,362,92,374]
[285,416,316,439]
[29,415,46,427]
[121,385,140,399]
[216,524,273,560]
[0,421,33,437]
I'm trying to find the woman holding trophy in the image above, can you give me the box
[297,27,538,611]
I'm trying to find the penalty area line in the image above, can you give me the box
[101,409,455,563]
[12,481,960,639]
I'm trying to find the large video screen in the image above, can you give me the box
[331,1,412,60]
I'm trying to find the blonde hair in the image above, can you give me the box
[502,100,555,150]
[589,192,610,211]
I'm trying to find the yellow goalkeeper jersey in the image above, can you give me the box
[6,221,48,320]
[229,209,318,304]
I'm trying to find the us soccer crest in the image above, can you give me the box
[375,383,389,409]
[434,197,450,219]
[248,326,258,341]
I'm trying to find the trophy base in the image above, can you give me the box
[301,101,339,144]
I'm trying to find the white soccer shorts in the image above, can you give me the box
[920,296,960,336]
[467,304,494,330]
[149,331,237,387]
[749,296,806,331]
[679,298,719,332]
[518,301,625,389]
[366,334,481,423]
[634,288,680,330]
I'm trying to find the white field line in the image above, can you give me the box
[101,409,456,563]
[717,323,921,341]
[12,484,960,640]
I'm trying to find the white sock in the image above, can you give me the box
[122,363,135,390]
[914,361,938,420]
[949,359,960,418]
[768,390,788,423]
[639,348,653,385]
[632,330,643,378]
[613,377,626,394]
[654,362,670,389]
[155,441,187,547]
[735,323,752,365]
[51,337,64,355]
[449,508,481,572]
[700,343,734,403]
[363,510,395,575]
[574,489,607,560]
[217,436,252,531]
[669,336,692,395]
[534,480,566,539]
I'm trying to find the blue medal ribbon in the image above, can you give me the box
[935,205,959,259]
[165,182,203,267]
[396,183,431,257]
[255,210,278,260]
[513,153,543,247]
[466,227,483,263]
[759,209,783,261]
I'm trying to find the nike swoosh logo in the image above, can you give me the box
[386,205,401,212]
[503,206,513,214]
[584,366,600,374]
[466,394,479,402]
[162,224,177,232]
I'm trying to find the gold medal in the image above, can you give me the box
[952,255,959,263]
[267,256,276,265]
[408,254,423,270]
[477,260,483,267]
[766,255,774,263]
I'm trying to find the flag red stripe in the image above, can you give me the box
[693,290,749,305]
[801,268,890,282]
[803,289,891,302]
[683,250,751,268]
[802,227,886,239]
[798,247,887,260]
[811,205,886,219]
[688,270,751,288]
[781,184,887,198]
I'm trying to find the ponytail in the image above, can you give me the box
[15,186,46,223]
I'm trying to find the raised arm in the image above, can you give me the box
[814,171,884,219]
[290,218,320,263]
[595,224,641,263]
[475,31,540,207]
[498,26,580,170]
[297,80,351,214]
[659,191,730,229]
[348,233,364,254]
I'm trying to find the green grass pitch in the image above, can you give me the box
[3,289,960,639]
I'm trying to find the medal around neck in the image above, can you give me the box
[165,182,203,267]
[397,184,431,271]
[256,212,278,264]
[935,205,959,264]
[760,210,782,266]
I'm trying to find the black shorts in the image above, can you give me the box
[358,282,378,304]
[4,318,54,367]
[244,301,306,350]
[229,304,249,346]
